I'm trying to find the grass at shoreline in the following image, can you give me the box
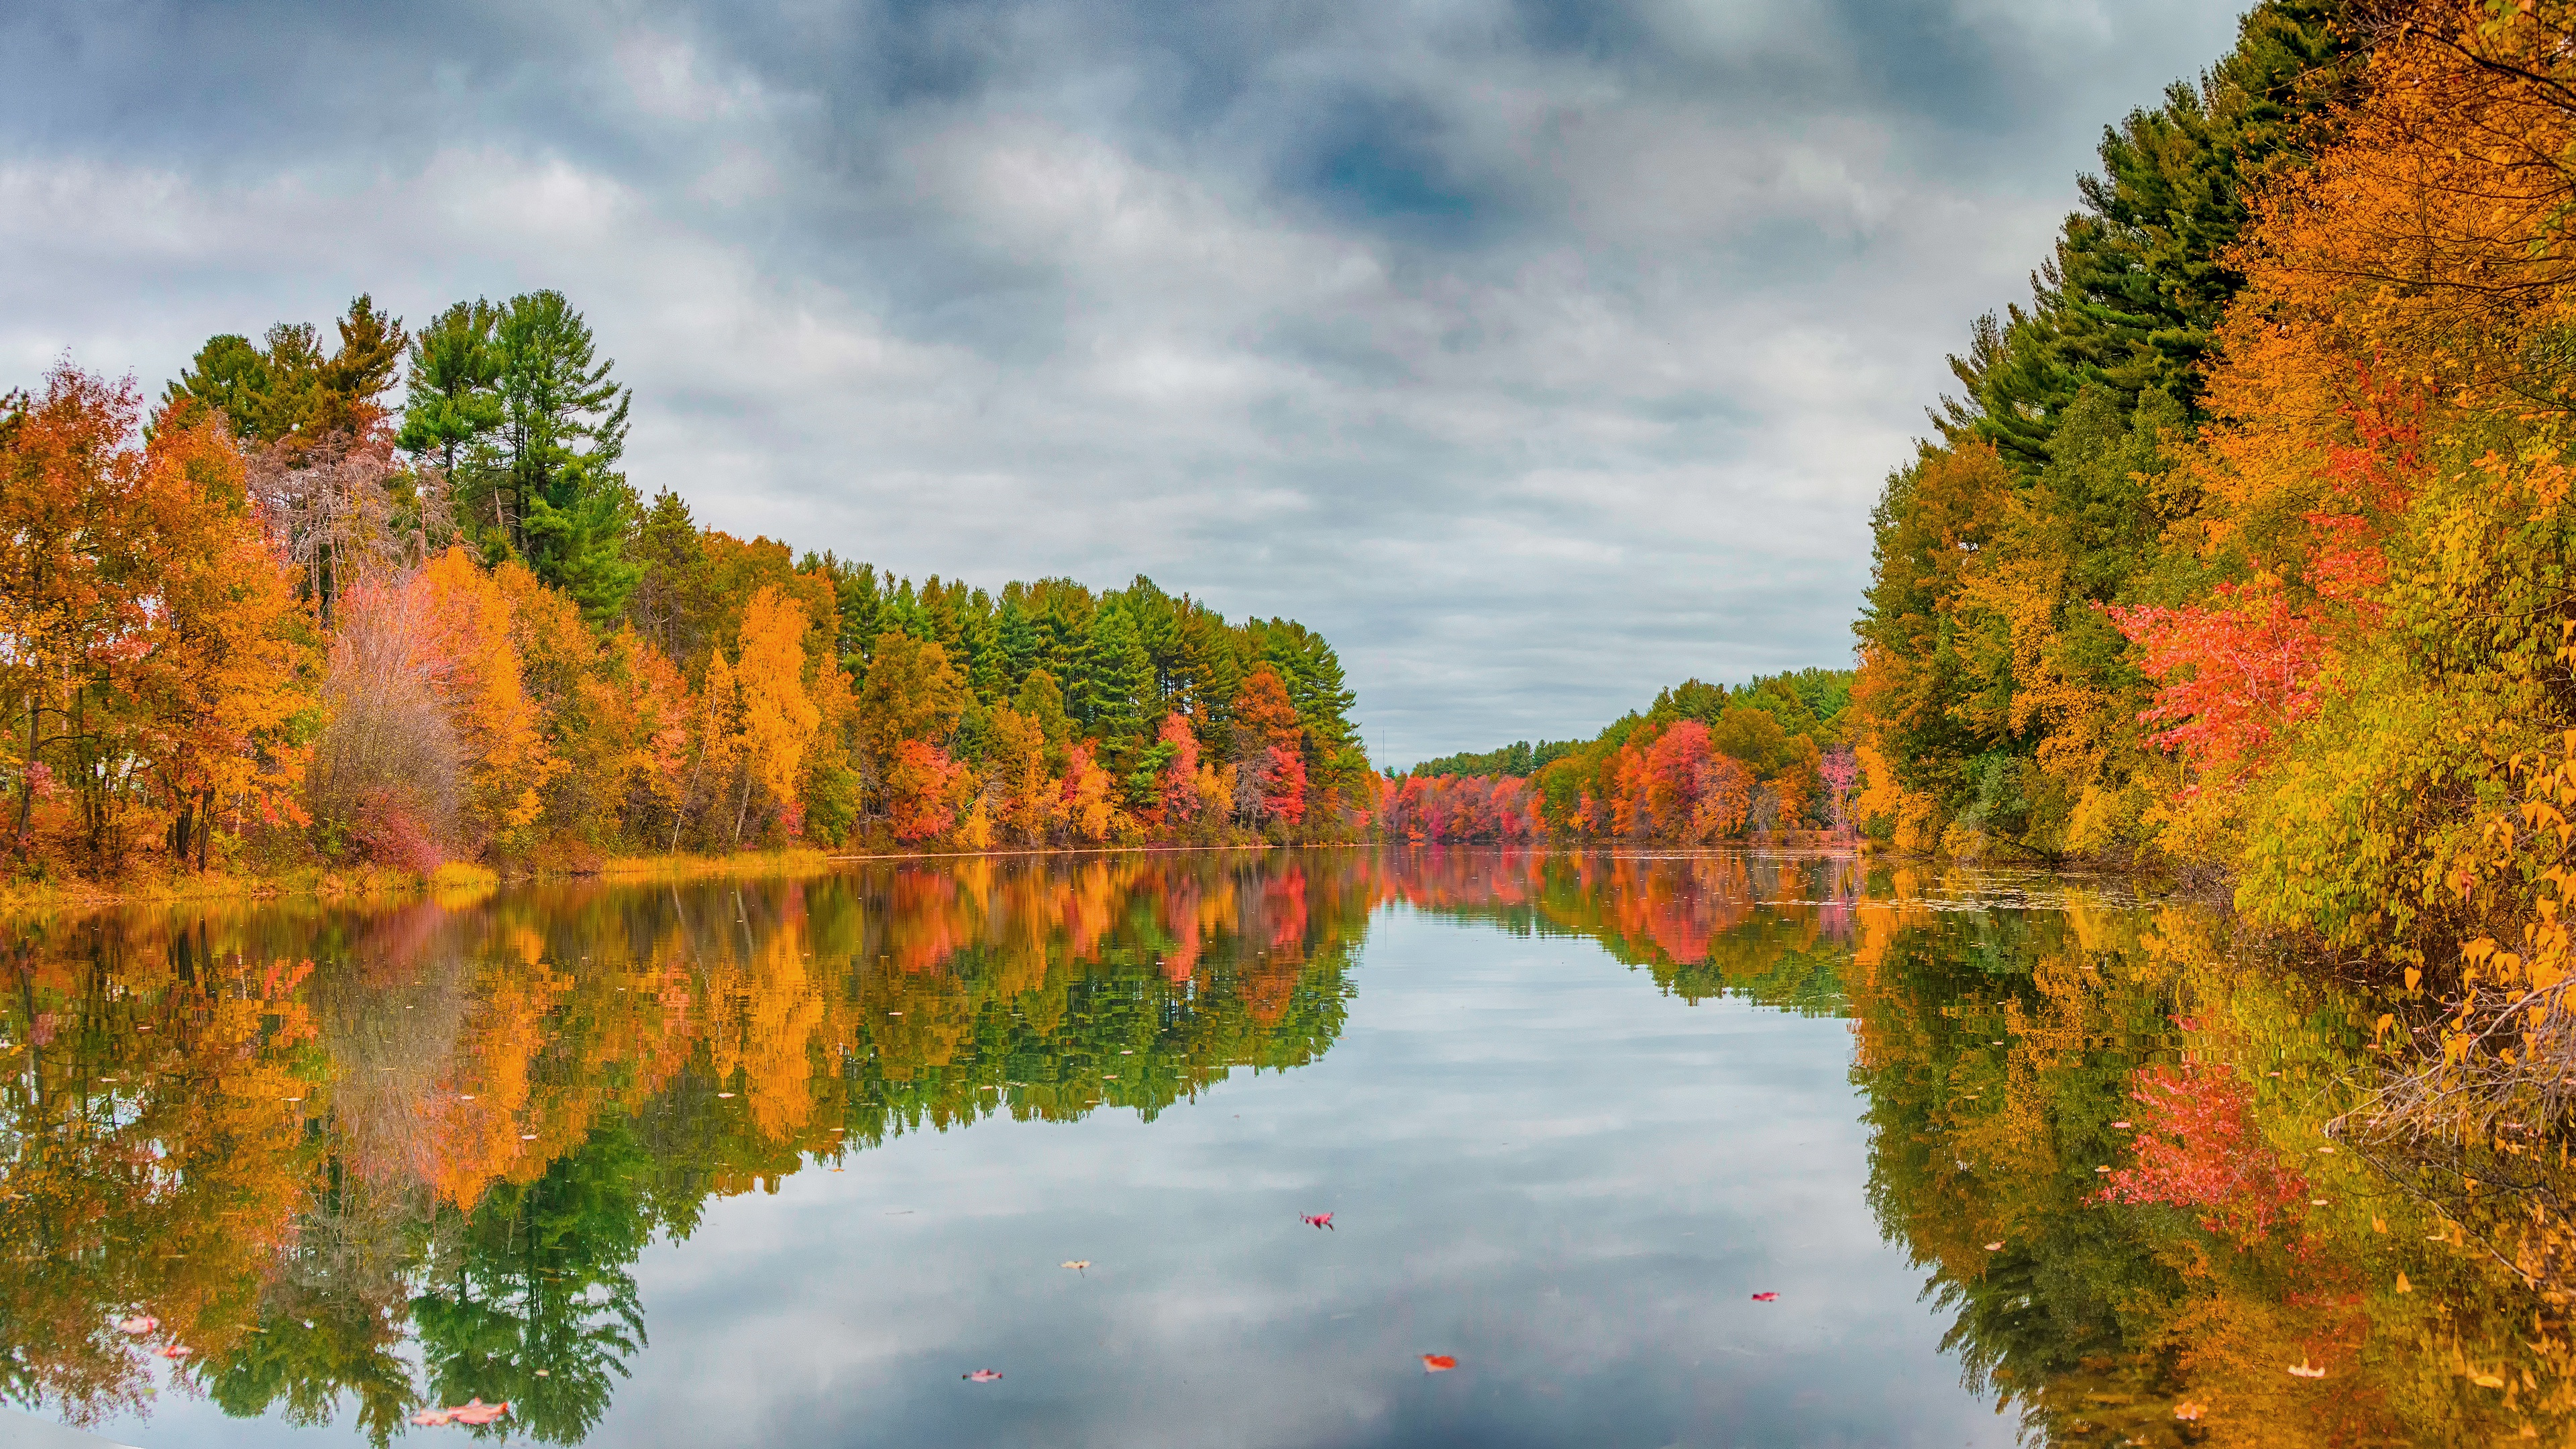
[1,835,1876,918]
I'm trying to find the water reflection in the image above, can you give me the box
[0,851,2565,1445]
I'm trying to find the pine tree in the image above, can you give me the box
[395,299,504,480]
[492,291,641,623]
[1077,604,1155,740]
[1933,0,2360,467]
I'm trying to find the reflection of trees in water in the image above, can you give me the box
[15,852,2575,1446]
[1381,848,1862,1015]
[1844,885,2576,1447]
[0,851,1379,1438]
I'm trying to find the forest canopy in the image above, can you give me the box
[1845,0,2576,1007]
[1,292,1374,879]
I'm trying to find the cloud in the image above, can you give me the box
[0,0,2251,763]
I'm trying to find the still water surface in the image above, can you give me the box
[0,851,2548,1446]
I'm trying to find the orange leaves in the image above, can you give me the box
[0,362,306,869]
[1155,713,1204,825]
[886,740,971,845]
[413,549,561,848]
[1234,668,1300,751]
[1061,741,1120,843]
[2101,586,2328,782]
[1419,1354,1456,1373]
[2094,1064,2309,1240]
[1377,773,1540,844]
[411,1399,509,1427]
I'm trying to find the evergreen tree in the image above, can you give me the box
[169,297,404,448]
[1933,0,2361,467]
[627,490,717,667]
[1076,604,1155,739]
[998,597,1042,693]
[395,299,505,480]
[492,290,641,623]
[1182,611,1242,724]
[962,607,1006,704]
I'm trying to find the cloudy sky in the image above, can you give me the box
[0,0,2246,765]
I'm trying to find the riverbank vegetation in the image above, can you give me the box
[1851,0,2576,975]
[1845,0,2576,1291]
[0,300,1373,896]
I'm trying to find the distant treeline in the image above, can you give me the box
[1405,739,1580,781]
[1382,669,1856,843]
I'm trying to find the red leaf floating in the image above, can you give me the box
[447,1399,509,1426]
[115,1316,158,1336]
[157,1344,191,1358]
[1420,1354,1456,1373]
[1751,1292,1779,1302]
[963,1369,1004,1383]
[1301,1213,1334,1230]
[409,1408,456,1428]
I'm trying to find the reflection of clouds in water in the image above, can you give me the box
[614,911,2004,1449]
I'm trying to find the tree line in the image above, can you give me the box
[0,292,1373,881]
[1848,0,2576,1003]
[1381,669,1856,843]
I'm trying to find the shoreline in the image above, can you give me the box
[0,833,1892,918]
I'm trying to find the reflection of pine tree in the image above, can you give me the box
[412,1124,653,1444]
[209,1173,422,1446]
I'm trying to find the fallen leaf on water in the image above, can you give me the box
[1420,1354,1456,1373]
[2110,1121,2131,1129]
[2174,1401,2205,1422]
[1983,1242,2002,1252]
[448,1399,509,1426]
[1061,1260,1091,1271]
[157,1344,190,1359]
[2095,1166,2112,1174]
[114,1316,158,1335]
[963,1370,1004,1383]
[2473,1373,2508,1389]
[409,1408,455,1428]
[2288,1360,2327,1379]
[1302,1213,1334,1230]
[2396,1272,2412,1293]
[1751,1293,1779,1303]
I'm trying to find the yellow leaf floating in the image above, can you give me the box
[2474,1374,2508,1389]
[2395,1271,2411,1293]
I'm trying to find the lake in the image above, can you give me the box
[0,850,2552,1447]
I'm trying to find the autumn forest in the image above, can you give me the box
[25,0,2576,1441]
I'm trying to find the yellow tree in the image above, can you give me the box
[731,586,821,843]
[411,548,563,854]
